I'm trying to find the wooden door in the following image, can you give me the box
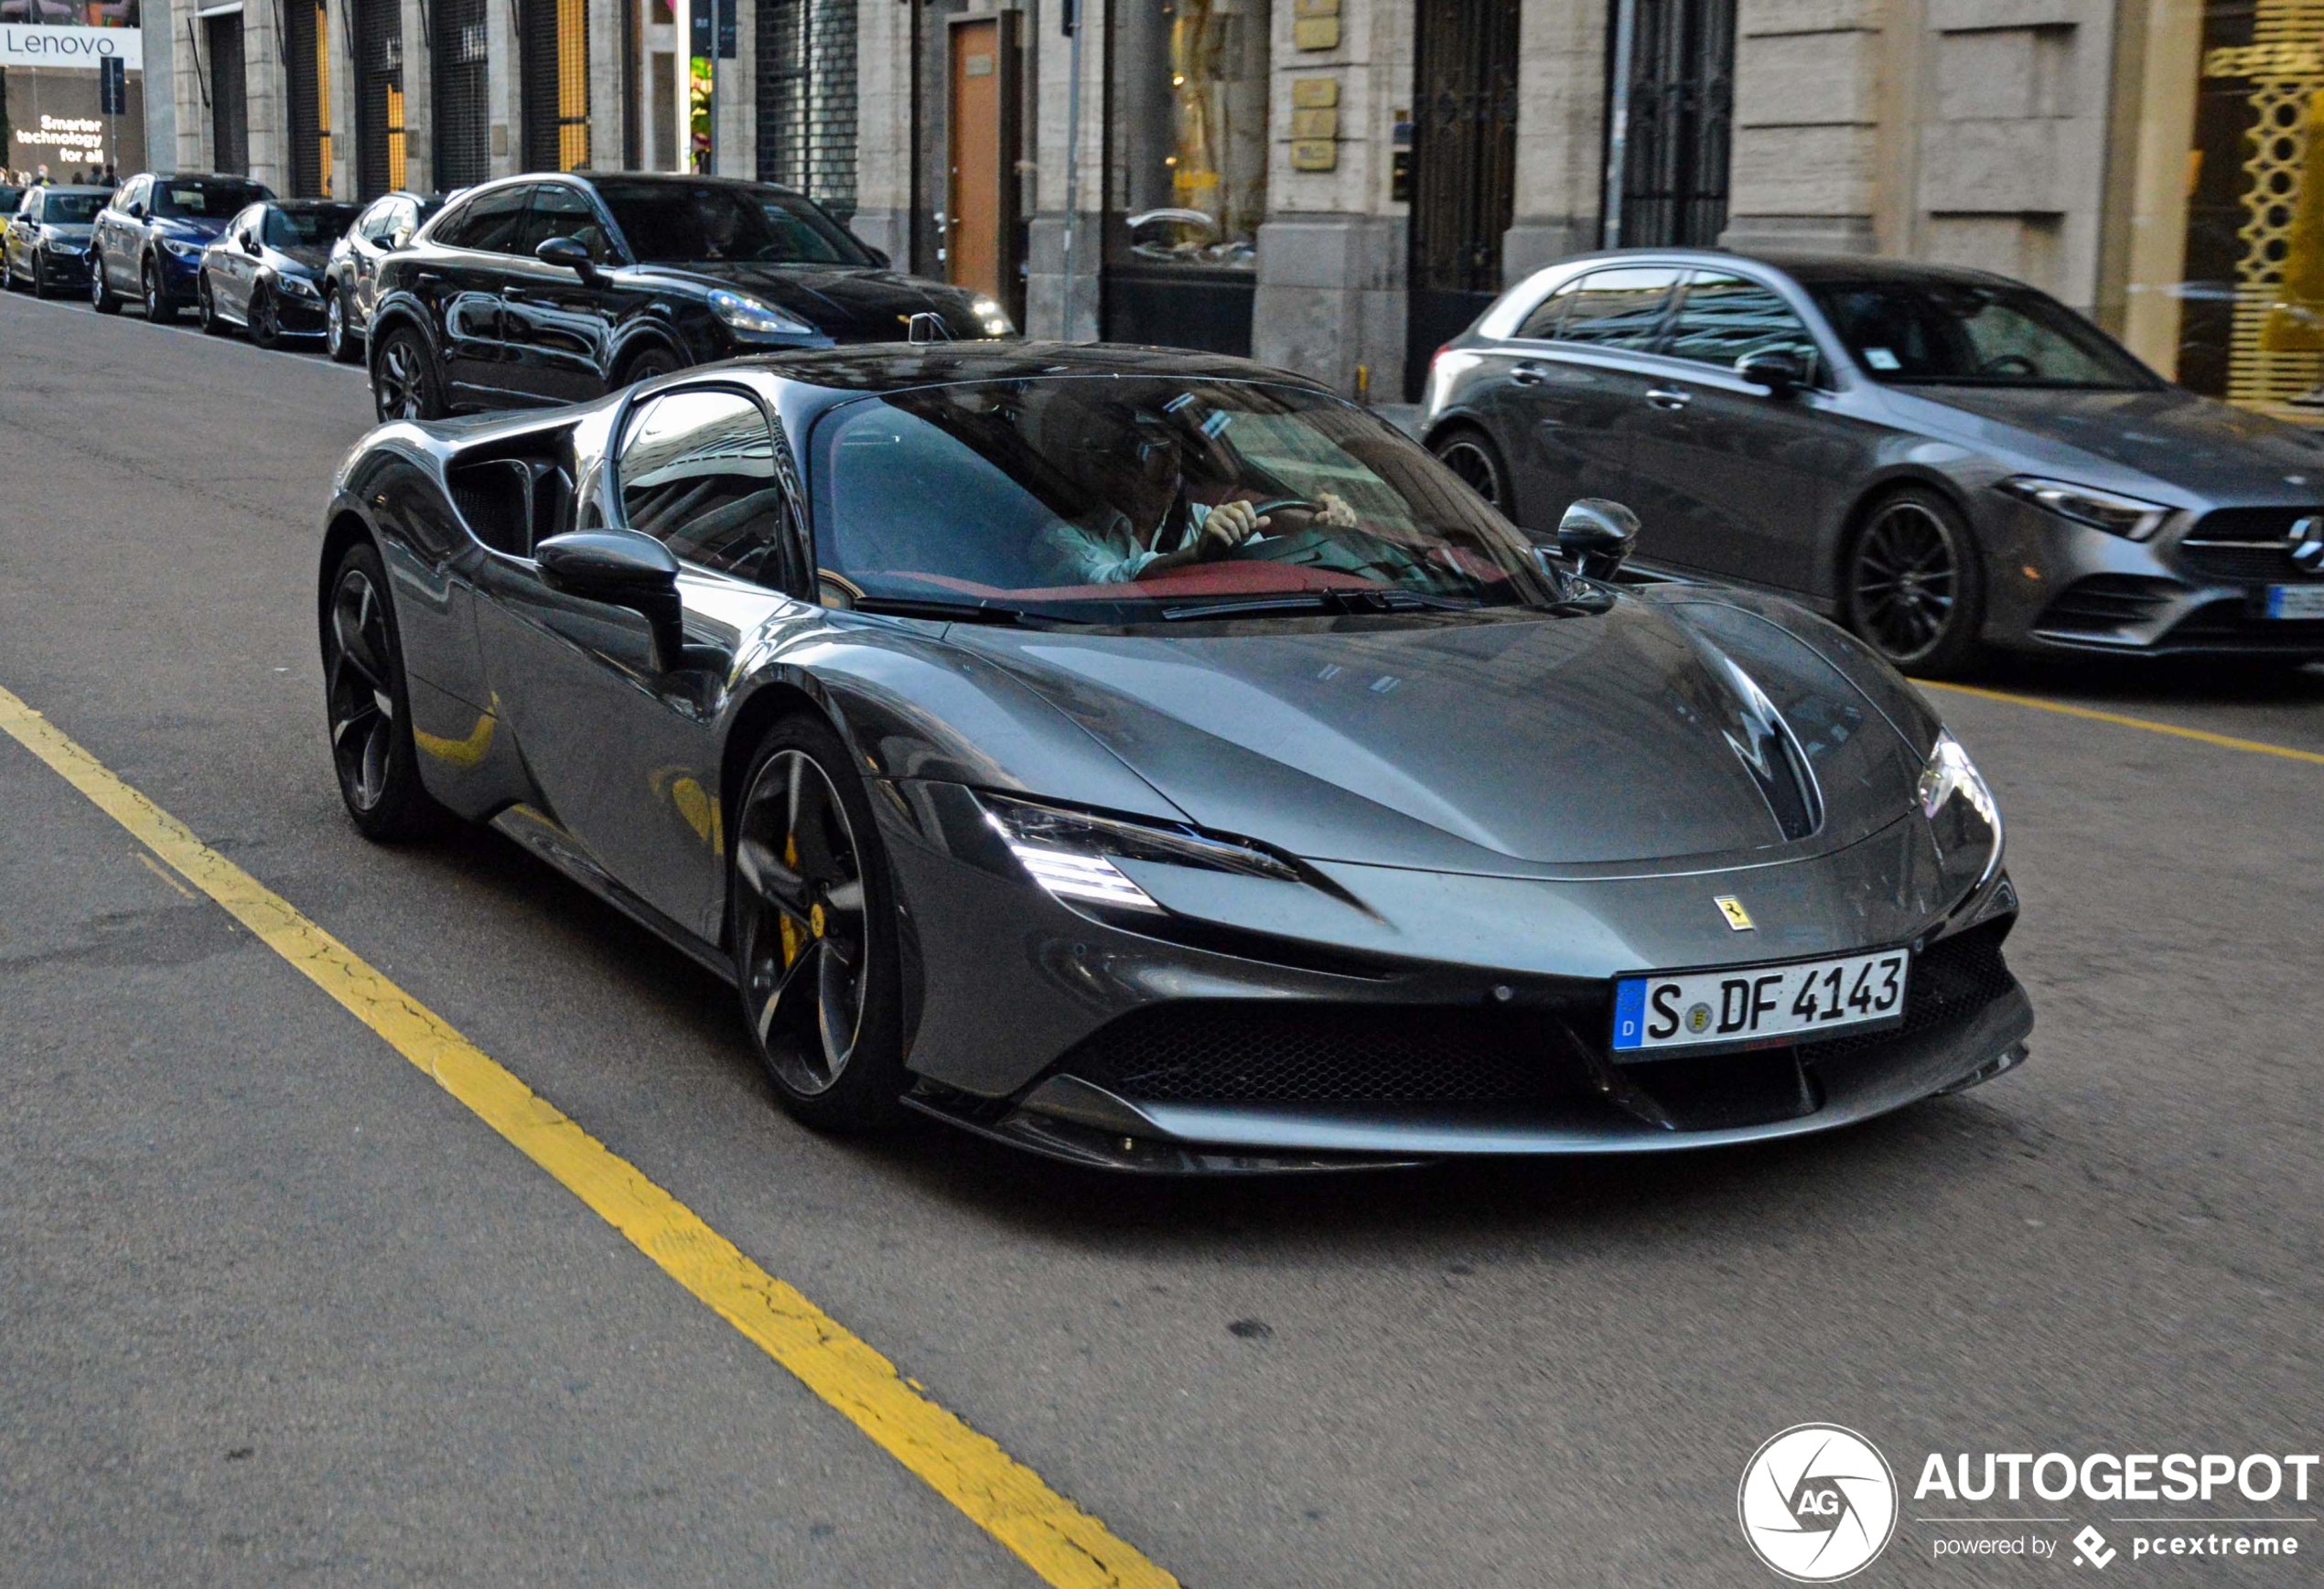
[947,14,1018,307]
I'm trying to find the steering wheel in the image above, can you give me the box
[1235,497,1320,545]
[1976,353,2038,378]
[1221,521,1415,585]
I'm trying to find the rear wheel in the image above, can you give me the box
[1845,487,1985,675]
[143,256,178,325]
[729,714,907,1133]
[90,252,122,313]
[371,324,445,422]
[321,542,441,840]
[1432,425,1515,519]
[326,287,362,363]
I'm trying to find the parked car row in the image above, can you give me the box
[1423,250,2324,671]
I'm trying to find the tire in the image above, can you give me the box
[248,285,283,349]
[371,323,446,422]
[197,275,230,335]
[619,345,682,387]
[143,256,178,325]
[90,252,122,313]
[728,714,908,1133]
[1430,425,1516,520]
[321,542,442,841]
[28,255,50,299]
[326,287,362,363]
[1843,486,1986,676]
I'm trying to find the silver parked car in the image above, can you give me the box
[1421,251,2324,672]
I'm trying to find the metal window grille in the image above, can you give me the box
[434,0,492,189]
[207,11,250,176]
[354,0,403,198]
[754,0,855,219]
[522,0,591,169]
[1611,0,1734,247]
[1408,0,1519,297]
[286,0,326,194]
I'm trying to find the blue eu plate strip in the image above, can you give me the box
[1611,977,1646,1052]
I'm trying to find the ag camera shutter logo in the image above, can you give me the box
[1738,1423,1899,1581]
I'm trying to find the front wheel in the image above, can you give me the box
[28,253,51,299]
[619,345,682,387]
[198,275,229,335]
[90,252,122,313]
[248,285,283,349]
[371,324,445,422]
[143,256,178,325]
[326,287,362,363]
[321,542,442,840]
[729,714,907,1133]
[1844,488,1985,675]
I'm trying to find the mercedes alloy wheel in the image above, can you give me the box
[1846,489,1985,674]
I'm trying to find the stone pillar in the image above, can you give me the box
[487,0,518,174]
[717,0,752,175]
[1504,0,1607,281]
[848,0,913,259]
[242,0,285,189]
[1251,0,1411,396]
[1026,0,1103,339]
[401,0,434,191]
[588,0,624,167]
[142,0,178,175]
[173,0,210,168]
[328,0,358,195]
[1719,0,1885,255]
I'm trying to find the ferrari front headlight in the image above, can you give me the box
[1919,729,2002,888]
[978,793,1300,915]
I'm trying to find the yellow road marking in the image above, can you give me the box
[0,682,1175,1589]
[135,849,197,899]
[1924,680,2324,768]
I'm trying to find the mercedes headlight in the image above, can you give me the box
[708,288,814,338]
[282,274,320,298]
[971,295,1014,337]
[160,236,202,259]
[1919,729,2002,891]
[978,792,1300,916]
[1995,476,2169,541]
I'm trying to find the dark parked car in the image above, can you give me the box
[317,341,2028,1170]
[322,189,446,364]
[197,199,362,347]
[0,185,22,220]
[5,184,108,296]
[90,172,275,323]
[366,172,1013,422]
[1422,251,2324,671]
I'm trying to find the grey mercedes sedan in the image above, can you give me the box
[1420,252,2324,672]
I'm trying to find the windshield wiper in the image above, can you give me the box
[851,596,1043,627]
[1160,588,1479,621]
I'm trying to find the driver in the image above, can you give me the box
[1037,408,1355,585]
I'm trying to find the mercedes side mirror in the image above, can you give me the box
[536,530,683,668]
[241,233,261,255]
[1736,347,1805,397]
[1556,498,1641,580]
[536,235,597,281]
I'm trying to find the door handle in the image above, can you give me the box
[1645,387,1692,410]
[1510,363,1546,387]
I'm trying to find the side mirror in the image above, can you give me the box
[387,227,414,250]
[536,529,683,667]
[863,245,891,269]
[536,235,597,281]
[1736,347,1805,397]
[241,233,261,255]
[1556,498,1641,580]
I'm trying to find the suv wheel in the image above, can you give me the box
[326,287,362,363]
[143,256,178,325]
[371,324,445,422]
[90,252,122,313]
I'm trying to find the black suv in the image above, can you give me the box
[367,172,1014,420]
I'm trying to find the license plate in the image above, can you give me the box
[1611,949,1910,1057]
[2265,584,2324,619]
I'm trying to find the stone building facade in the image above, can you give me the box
[133,0,2324,419]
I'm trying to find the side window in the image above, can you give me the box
[619,389,797,585]
[520,185,614,261]
[1514,280,1576,340]
[20,191,38,224]
[358,199,395,242]
[1555,266,1682,350]
[1667,273,1822,378]
[437,186,533,253]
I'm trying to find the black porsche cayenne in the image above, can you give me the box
[366,172,1014,421]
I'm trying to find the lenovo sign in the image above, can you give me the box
[0,24,145,70]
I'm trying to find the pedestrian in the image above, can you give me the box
[34,163,49,186]
[100,161,116,187]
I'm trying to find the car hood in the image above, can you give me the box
[624,261,987,338]
[274,243,330,274]
[1904,383,2324,498]
[40,222,93,240]
[156,216,230,242]
[941,597,1925,875]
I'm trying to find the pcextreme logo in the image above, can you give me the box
[1738,1423,1900,1582]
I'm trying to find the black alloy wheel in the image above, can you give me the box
[327,287,361,363]
[249,285,283,349]
[1433,427,1512,517]
[371,325,444,422]
[1845,488,1985,675]
[321,542,439,840]
[143,256,178,324]
[29,252,52,299]
[90,251,121,313]
[621,346,682,386]
[730,715,906,1133]
[197,275,229,334]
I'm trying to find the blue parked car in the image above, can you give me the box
[89,171,274,323]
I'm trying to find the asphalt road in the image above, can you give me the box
[3,290,2319,1587]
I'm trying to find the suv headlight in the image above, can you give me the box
[1919,729,2002,890]
[708,288,814,337]
[978,792,1300,915]
[971,295,1014,337]
[1995,476,2170,541]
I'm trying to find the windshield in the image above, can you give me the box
[43,192,104,223]
[0,188,21,215]
[814,377,1566,624]
[154,179,273,219]
[1805,278,2157,389]
[265,203,360,247]
[594,180,871,265]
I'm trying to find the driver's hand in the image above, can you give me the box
[1315,491,1358,528]
[1199,499,1269,555]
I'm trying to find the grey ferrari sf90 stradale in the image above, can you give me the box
[316,343,2030,1172]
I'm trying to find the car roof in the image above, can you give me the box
[454,169,819,205]
[36,185,111,197]
[272,197,360,209]
[726,340,1341,398]
[1539,245,2019,290]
